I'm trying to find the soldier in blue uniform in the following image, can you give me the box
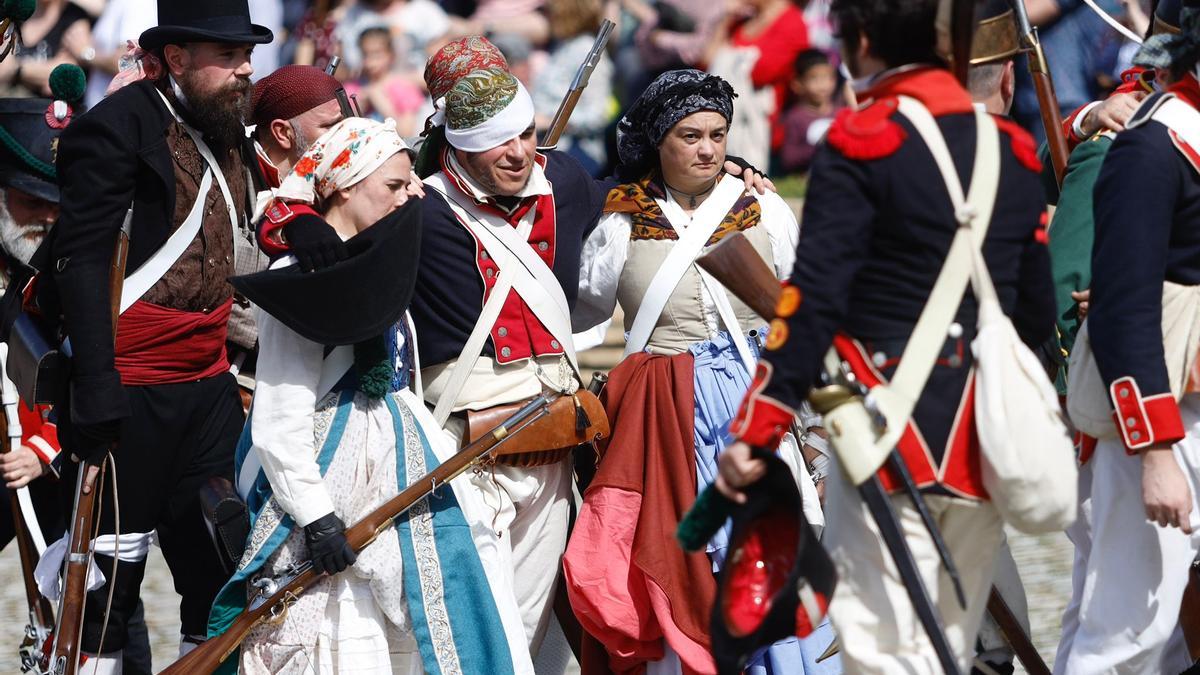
[1055,3,1200,672]
[712,0,1055,670]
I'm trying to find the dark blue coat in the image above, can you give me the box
[1088,91,1200,452]
[733,67,1055,496]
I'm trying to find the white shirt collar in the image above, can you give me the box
[446,151,552,203]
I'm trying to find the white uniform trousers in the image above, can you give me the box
[442,418,573,656]
[1053,394,1200,675]
[823,462,1004,674]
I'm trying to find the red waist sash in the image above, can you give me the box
[115,299,232,386]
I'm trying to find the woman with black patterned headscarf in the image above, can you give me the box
[564,69,839,674]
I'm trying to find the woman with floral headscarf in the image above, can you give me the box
[208,117,533,674]
[564,69,838,675]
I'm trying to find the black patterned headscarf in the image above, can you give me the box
[616,69,736,180]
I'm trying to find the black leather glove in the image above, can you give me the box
[283,214,349,273]
[304,512,357,575]
[725,155,761,179]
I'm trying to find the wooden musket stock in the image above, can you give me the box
[161,392,608,674]
[49,217,129,674]
[696,232,781,321]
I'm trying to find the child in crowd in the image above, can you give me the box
[779,48,839,175]
[347,26,427,136]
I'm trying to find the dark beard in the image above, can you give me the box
[175,71,252,151]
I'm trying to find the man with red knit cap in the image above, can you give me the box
[249,65,348,275]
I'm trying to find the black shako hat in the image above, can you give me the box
[1153,0,1184,36]
[711,453,836,675]
[231,200,421,346]
[0,98,71,203]
[140,0,274,52]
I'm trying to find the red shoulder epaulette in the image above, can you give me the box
[993,116,1042,173]
[826,98,906,161]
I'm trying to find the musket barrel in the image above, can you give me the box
[540,19,615,150]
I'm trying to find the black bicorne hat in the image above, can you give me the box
[711,453,837,675]
[0,98,72,203]
[231,200,421,346]
[140,0,274,52]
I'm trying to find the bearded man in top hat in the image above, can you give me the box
[44,0,272,670]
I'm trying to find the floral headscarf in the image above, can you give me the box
[275,117,409,208]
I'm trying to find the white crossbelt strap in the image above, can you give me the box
[120,89,240,313]
[624,174,747,357]
[424,174,575,425]
[880,97,1001,419]
[1151,96,1200,165]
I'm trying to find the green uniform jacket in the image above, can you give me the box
[1043,133,1114,393]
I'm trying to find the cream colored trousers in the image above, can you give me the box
[823,463,1004,674]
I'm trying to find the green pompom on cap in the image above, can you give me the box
[4,0,37,23]
[49,63,86,104]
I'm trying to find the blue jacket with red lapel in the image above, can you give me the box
[731,66,1056,499]
[1087,77,1200,453]
[412,149,611,369]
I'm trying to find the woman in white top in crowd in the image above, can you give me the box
[208,117,532,674]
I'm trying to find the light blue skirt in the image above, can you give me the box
[689,331,842,675]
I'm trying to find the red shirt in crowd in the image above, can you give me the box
[731,5,809,150]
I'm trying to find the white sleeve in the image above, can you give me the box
[572,211,630,332]
[757,192,801,280]
[250,310,335,527]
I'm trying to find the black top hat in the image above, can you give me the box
[0,98,71,203]
[140,0,274,52]
[710,453,837,675]
[232,200,422,346]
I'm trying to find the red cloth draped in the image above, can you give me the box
[564,352,717,675]
[114,299,232,386]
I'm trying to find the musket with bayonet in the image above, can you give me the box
[159,392,608,675]
[1011,0,1071,187]
[537,19,615,151]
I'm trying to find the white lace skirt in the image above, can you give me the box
[241,392,418,674]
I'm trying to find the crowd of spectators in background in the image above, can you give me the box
[0,0,1167,183]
